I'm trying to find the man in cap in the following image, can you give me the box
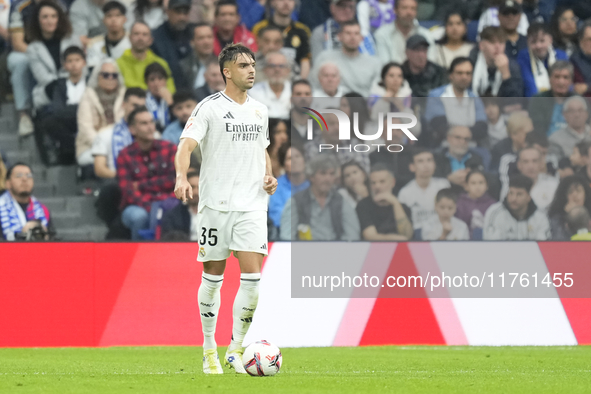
[498,0,528,59]
[402,34,447,97]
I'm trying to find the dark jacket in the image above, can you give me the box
[195,84,217,102]
[402,60,448,98]
[490,137,515,173]
[528,90,574,135]
[469,47,524,97]
[161,202,191,239]
[369,146,414,195]
[151,22,192,90]
[179,52,215,90]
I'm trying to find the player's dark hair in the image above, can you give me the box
[525,131,549,149]
[369,162,394,177]
[128,105,150,125]
[144,62,168,82]
[292,79,312,92]
[527,22,551,38]
[102,0,127,15]
[63,46,86,62]
[215,0,238,17]
[465,169,488,186]
[509,174,534,193]
[172,90,198,107]
[6,162,33,180]
[436,188,457,203]
[257,25,283,38]
[448,56,472,74]
[218,43,256,83]
[124,87,146,101]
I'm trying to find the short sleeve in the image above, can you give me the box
[180,102,211,145]
[355,198,374,231]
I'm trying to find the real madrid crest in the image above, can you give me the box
[255,109,262,120]
[199,247,206,258]
[291,35,301,48]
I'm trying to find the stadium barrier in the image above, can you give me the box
[0,242,589,347]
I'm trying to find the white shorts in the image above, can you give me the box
[196,207,268,262]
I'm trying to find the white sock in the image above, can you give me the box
[228,273,260,352]
[198,272,223,351]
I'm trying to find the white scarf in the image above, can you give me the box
[530,47,557,94]
[472,51,502,96]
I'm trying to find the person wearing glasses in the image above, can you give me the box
[0,163,54,241]
[76,58,126,167]
[249,51,292,120]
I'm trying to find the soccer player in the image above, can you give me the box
[174,43,278,374]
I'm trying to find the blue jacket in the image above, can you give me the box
[151,22,192,90]
[517,48,569,97]
[268,174,309,228]
[162,120,183,146]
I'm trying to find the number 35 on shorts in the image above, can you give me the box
[200,228,218,246]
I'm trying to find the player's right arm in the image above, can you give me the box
[174,138,197,203]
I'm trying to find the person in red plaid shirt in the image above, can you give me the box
[117,106,177,239]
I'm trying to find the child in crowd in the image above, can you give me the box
[162,91,199,146]
[421,188,470,241]
[455,170,497,240]
[483,97,507,147]
[144,62,173,131]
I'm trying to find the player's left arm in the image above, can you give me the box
[263,150,278,195]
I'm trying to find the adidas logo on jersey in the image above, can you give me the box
[223,112,235,119]
[261,244,267,250]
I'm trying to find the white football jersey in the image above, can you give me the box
[180,91,270,212]
[398,178,451,230]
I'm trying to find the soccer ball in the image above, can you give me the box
[242,340,282,376]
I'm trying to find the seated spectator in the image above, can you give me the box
[433,11,474,70]
[180,23,215,90]
[0,163,53,241]
[478,0,529,48]
[289,79,314,146]
[375,0,436,65]
[548,175,591,240]
[470,26,523,98]
[528,60,574,137]
[249,51,291,120]
[27,1,81,109]
[402,35,447,98]
[425,57,487,147]
[356,163,413,241]
[161,169,200,240]
[566,206,591,241]
[212,0,257,56]
[36,46,87,165]
[280,154,360,241]
[162,90,198,145]
[570,141,591,176]
[518,23,568,97]
[455,169,497,240]
[369,62,413,119]
[483,97,507,147]
[514,146,559,211]
[551,6,579,57]
[195,58,225,102]
[483,174,550,240]
[144,62,173,131]
[76,58,126,166]
[92,87,147,179]
[340,160,370,209]
[117,106,176,239]
[131,0,166,30]
[268,143,309,230]
[491,110,532,173]
[339,93,376,137]
[252,0,311,79]
[398,148,451,231]
[86,1,131,68]
[313,21,381,97]
[253,26,286,84]
[151,0,192,90]
[311,0,375,60]
[356,0,395,38]
[571,21,591,98]
[267,118,289,178]
[549,96,591,159]
[312,63,345,108]
[422,188,469,240]
[70,0,108,47]
[117,21,175,91]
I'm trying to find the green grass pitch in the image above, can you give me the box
[0,346,589,393]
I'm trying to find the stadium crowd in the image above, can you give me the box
[1,0,591,241]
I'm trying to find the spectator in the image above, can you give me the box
[117,21,175,91]
[547,175,591,240]
[144,62,173,131]
[235,0,269,31]
[340,160,370,209]
[402,34,447,98]
[528,60,574,137]
[249,51,291,120]
[0,153,6,194]
[566,206,591,240]
[339,93,376,139]
[132,0,166,29]
[551,6,579,57]
[267,118,289,178]
[433,11,474,70]
[356,0,395,38]
[162,90,198,145]
[356,163,413,240]
[69,0,107,47]
[253,26,284,83]
[518,23,568,97]
[425,57,487,147]
[571,21,591,98]
[455,169,497,239]
[0,163,53,241]
[421,188,469,240]
[251,0,312,79]
[496,0,528,59]
[549,96,591,160]
[161,169,200,240]
[478,0,529,43]
[92,87,146,179]
[298,0,331,31]
[570,141,590,176]
[312,63,345,108]
[212,0,257,56]
[369,62,413,118]
[483,174,550,240]
[76,58,126,166]
[374,0,436,65]
[151,0,193,89]
[180,23,215,90]
[483,97,507,147]
[27,0,80,110]
[289,79,314,146]
[86,1,131,68]
[194,58,225,101]
[280,154,360,241]
[491,110,532,173]
[471,26,523,98]
[515,146,559,211]
[398,148,451,231]
[268,143,309,230]
[311,0,375,60]
[313,21,381,97]
[117,106,177,240]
